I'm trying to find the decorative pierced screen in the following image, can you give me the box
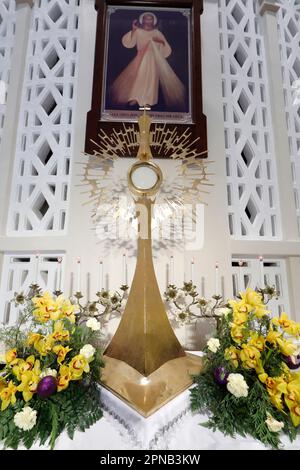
[0,253,65,326]
[218,0,281,239]
[7,0,80,235]
[0,0,16,151]
[277,0,300,235]
[231,257,290,317]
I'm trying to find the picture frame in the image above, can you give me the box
[85,0,207,158]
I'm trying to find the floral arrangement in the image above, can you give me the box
[0,286,103,449]
[191,288,300,449]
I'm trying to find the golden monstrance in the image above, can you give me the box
[101,110,203,416]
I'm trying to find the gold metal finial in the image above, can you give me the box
[137,105,153,161]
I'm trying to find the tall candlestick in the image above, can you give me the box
[190,258,194,281]
[259,256,264,287]
[98,260,103,291]
[76,257,81,292]
[34,253,40,284]
[56,257,62,291]
[122,254,127,285]
[238,260,243,291]
[170,255,174,285]
[215,262,220,295]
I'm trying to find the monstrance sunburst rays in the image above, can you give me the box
[79,123,213,251]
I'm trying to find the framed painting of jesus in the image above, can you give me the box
[85,0,207,157]
[103,6,191,122]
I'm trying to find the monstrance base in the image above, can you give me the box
[99,353,203,417]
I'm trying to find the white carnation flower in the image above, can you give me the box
[86,318,100,331]
[40,368,57,379]
[265,413,284,433]
[0,352,6,364]
[14,407,37,431]
[207,337,220,353]
[215,307,231,317]
[226,373,249,398]
[0,342,6,363]
[80,344,96,360]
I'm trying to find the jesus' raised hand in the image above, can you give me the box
[132,19,139,31]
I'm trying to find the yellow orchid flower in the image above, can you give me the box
[270,393,285,412]
[290,404,300,427]
[266,327,282,346]
[57,297,78,324]
[259,374,287,411]
[239,288,269,318]
[284,373,300,425]
[276,338,297,357]
[229,300,249,325]
[272,313,300,336]
[57,365,71,392]
[284,400,300,427]
[224,346,240,368]
[254,304,269,318]
[51,320,70,342]
[237,288,269,318]
[17,370,40,402]
[53,345,72,364]
[248,333,265,351]
[32,291,62,323]
[0,381,18,411]
[0,377,7,392]
[240,344,261,370]
[33,335,55,357]
[27,332,42,348]
[286,376,300,401]
[69,355,90,381]
[12,355,36,381]
[230,323,246,344]
[5,348,18,366]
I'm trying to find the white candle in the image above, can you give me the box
[98,260,103,291]
[170,255,174,285]
[238,260,243,291]
[76,257,81,292]
[56,257,62,291]
[190,258,194,281]
[122,254,127,285]
[259,256,264,287]
[34,253,40,284]
[215,262,220,295]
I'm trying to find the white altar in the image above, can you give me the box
[23,352,300,451]
[26,400,300,451]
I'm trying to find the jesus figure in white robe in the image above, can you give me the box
[110,12,186,109]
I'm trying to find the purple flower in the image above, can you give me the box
[37,376,57,398]
[213,366,229,385]
[282,355,300,370]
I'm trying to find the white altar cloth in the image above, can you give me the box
[24,406,300,450]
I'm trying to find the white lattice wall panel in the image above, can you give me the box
[0,0,16,151]
[277,1,300,235]
[7,0,80,235]
[219,0,281,239]
[232,257,290,317]
[0,253,65,326]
